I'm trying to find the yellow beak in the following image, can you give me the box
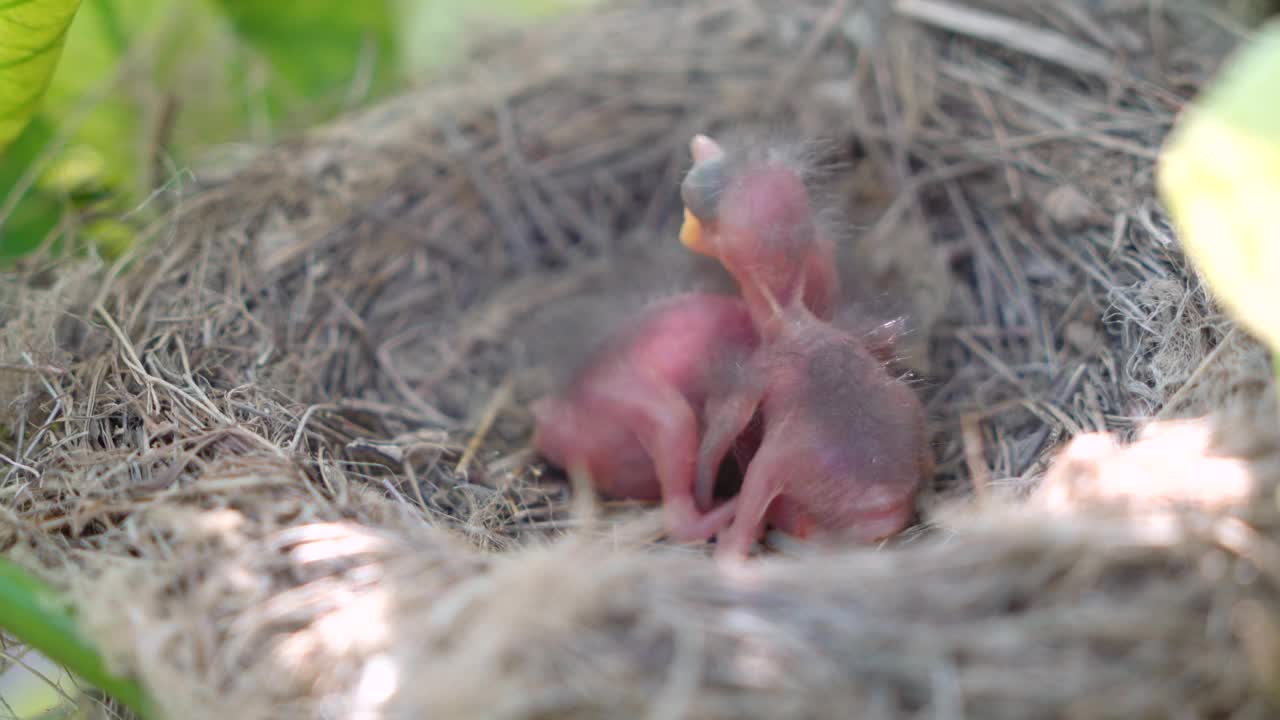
[679,208,712,256]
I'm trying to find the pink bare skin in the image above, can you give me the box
[531,292,756,542]
[697,306,933,560]
[680,134,933,560]
[679,134,841,328]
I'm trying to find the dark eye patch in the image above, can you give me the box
[680,157,727,223]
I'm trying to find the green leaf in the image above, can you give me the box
[0,0,84,150]
[0,557,154,718]
[210,0,398,105]
[1158,19,1280,352]
[0,190,61,258]
[0,113,63,257]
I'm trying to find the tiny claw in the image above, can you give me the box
[665,495,738,543]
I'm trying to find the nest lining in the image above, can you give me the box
[2,1,1279,718]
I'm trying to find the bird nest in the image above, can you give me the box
[3,1,1279,718]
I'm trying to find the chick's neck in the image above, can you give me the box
[731,243,838,336]
[738,269,812,342]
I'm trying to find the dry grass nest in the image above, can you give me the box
[4,1,1280,718]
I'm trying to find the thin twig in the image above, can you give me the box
[894,0,1112,77]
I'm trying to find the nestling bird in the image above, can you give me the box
[530,291,756,542]
[529,137,843,542]
[679,134,933,560]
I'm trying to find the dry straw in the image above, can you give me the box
[3,1,1279,718]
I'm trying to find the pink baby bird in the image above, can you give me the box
[679,134,933,560]
[531,289,757,542]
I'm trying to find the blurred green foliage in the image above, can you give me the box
[0,557,152,719]
[1158,19,1280,361]
[0,0,594,262]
